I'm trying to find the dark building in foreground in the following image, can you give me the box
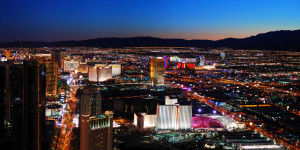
[1,60,46,150]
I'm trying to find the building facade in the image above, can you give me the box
[150,57,164,86]
[156,104,192,130]
[80,111,113,150]
[88,65,113,82]
[1,60,46,150]
[39,60,58,95]
[64,60,79,72]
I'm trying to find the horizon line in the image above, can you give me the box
[1,29,299,43]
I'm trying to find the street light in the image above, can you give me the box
[198,109,202,113]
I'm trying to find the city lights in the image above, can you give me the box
[1,1,299,149]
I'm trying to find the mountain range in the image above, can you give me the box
[1,30,300,51]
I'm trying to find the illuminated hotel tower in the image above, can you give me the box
[156,104,192,130]
[38,60,58,96]
[80,89,113,150]
[150,57,165,86]
[80,111,113,150]
[156,97,192,130]
[33,54,58,96]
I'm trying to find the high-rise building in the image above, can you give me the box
[78,62,88,73]
[134,113,157,129]
[79,87,113,150]
[80,89,102,116]
[88,65,113,82]
[1,60,46,150]
[32,55,58,96]
[156,104,192,130]
[80,112,113,150]
[0,62,7,147]
[150,57,164,86]
[50,49,63,69]
[111,64,121,76]
[38,60,58,96]
[88,66,98,82]
[98,66,112,82]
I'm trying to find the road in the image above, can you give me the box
[50,77,78,150]
[166,78,300,150]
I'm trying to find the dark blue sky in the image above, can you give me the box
[1,0,300,42]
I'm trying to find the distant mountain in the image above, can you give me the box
[1,30,300,51]
[216,30,300,50]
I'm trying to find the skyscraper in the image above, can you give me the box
[50,49,63,69]
[88,65,113,82]
[0,62,8,147]
[2,60,46,150]
[150,57,164,86]
[79,87,113,150]
[80,111,113,150]
[33,54,58,96]
[38,60,58,96]
[156,104,192,130]
[80,89,102,116]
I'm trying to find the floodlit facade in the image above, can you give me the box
[165,96,178,105]
[150,57,164,86]
[80,111,113,150]
[39,60,58,95]
[88,66,98,82]
[64,60,79,72]
[88,66,113,82]
[134,113,157,129]
[98,66,112,82]
[111,64,121,76]
[78,62,88,73]
[156,105,192,130]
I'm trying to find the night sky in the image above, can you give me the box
[1,0,300,42]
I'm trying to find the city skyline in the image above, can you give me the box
[1,0,300,42]
[1,1,300,150]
